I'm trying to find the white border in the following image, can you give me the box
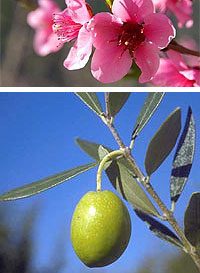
[0,87,200,92]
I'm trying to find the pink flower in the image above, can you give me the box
[27,0,62,56]
[53,0,93,70]
[90,0,175,83]
[151,50,200,87]
[152,0,194,28]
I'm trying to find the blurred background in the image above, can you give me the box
[0,92,200,273]
[0,0,199,87]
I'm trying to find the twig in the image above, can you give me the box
[164,40,200,57]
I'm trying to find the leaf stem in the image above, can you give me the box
[103,114,200,270]
[171,201,176,213]
[96,149,124,192]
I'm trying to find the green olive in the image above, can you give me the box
[71,190,131,267]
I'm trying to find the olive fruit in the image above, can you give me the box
[71,190,131,267]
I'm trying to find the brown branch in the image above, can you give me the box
[163,40,200,57]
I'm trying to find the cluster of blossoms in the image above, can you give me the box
[152,38,200,87]
[27,0,199,86]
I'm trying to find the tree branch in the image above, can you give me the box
[103,115,200,271]
[163,40,200,57]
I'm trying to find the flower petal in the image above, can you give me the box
[194,70,200,86]
[167,0,193,28]
[134,0,154,20]
[151,58,194,87]
[112,0,154,23]
[134,42,160,83]
[112,0,139,22]
[152,0,167,12]
[66,0,91,24]
[180,69,196,81]
[64,25,92,70]
[27,9,46,29]
[144,13,175,49]
[38,0,58,10]
[91,45,132,83]
[166,50,188,70]
[89,12,122,49]
[34,31,61,56]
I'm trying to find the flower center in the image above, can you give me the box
[118,22,145,57]
[53,12,82,43]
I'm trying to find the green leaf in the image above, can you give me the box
[98,145,109,160]
[170,107,195,202]
[75,138,112,161]
[105,161,160,216]
[145,107,181,176]
[76,138,135,175]
[75,138,159,216]
[98,145,112,169]
[75,92,103,116]
[108,92,131,117]
[184,192,200,252]
[0,161,98,201]
[135,209,184,250]
[132,92,165,140]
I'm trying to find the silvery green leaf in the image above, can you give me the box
[75,92,103,116]
[0,161,98,201]
[75,138,159,216]
[145,107,181,176]
[184,192,200,253]
[76,138,135,176]
[135,210,184,250]
[75,138,112,161]
[106,161,160,216]
[108,92,131,117]
[170,107,195,202]
[98,145,112,169]
[132,92,165,140]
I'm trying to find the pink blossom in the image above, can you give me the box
[27,0,62,56]
[53,0,93,70]
[152,0,194,28]
[151,50,200,87]
[90,0,175,83]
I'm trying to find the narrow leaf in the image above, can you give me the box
[145,107,181,176]
[98,145,109,160]
[0,161,98,201]
[75,92,103,116]
[132,92,165,139]
[98,145,113,170]
[170,107,195,202]
[184,192,200,251]
[135,209,184,250]
[75,138,134,173]
[106,161,160,216]
[75,138,112,161]
[75,138,159,216]
[108,92,131,117]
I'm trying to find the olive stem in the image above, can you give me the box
[103,114,200,270]
[96,150,124,192]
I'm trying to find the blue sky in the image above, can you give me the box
[0,92,200,273]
